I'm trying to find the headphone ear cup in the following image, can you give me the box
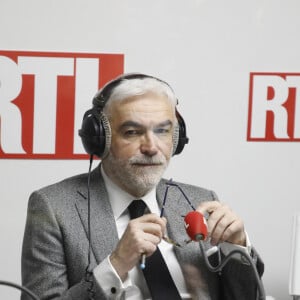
[173,110,189,155]
[78,109,106,157]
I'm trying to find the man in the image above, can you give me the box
[21,73,264,300]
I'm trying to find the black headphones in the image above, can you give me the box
[78,73,189,158]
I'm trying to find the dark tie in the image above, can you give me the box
[128,200,182,300]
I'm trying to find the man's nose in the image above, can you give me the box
[140,132,158,156]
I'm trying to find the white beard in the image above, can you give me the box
[103,152,169,197]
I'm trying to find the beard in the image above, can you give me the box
[102,152,169,197]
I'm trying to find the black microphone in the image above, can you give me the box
[184,210,266,300]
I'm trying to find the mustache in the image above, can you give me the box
[129,155,166,165]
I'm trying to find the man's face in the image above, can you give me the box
[102,92,176,197]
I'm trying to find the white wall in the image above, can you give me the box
[1,0,300,299]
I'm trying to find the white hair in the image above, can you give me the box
[103,76,177,115]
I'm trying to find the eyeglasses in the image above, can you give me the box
[160,179,196,247]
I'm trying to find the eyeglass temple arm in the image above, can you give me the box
[161,179,196,218]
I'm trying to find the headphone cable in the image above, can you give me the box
[84,154,95,300]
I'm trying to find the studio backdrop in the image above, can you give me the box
[1,1,300,299]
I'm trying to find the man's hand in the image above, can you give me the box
[110,214,166,280]
[197,201,246,247]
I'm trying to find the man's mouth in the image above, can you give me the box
[133,163,162,166]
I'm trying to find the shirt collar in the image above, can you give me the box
[101,165,160,220]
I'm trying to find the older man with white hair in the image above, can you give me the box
[21,73,264,300]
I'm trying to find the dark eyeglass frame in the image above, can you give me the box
[160,179,196,247]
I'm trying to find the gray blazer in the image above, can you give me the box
[21,164,264,300]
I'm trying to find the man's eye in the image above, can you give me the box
[154,128,171,134]
[124,129,140,136]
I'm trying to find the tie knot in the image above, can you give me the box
[128,199,146,219]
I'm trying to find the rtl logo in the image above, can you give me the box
[248,72,300,141]
[0,50,124,159]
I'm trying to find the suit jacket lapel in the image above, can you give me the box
[75,164,119,264]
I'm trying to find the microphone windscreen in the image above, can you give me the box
[184,211,208,241]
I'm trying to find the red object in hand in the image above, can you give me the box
[184,211,208,241]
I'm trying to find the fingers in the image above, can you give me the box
[129,213,167,253]
[110,213,166,278]
[197,201,220,216]
[126,216,165,254]
[130,213,167,239]
[197,201,246,246]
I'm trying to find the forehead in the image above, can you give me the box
[109,93,175,123]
